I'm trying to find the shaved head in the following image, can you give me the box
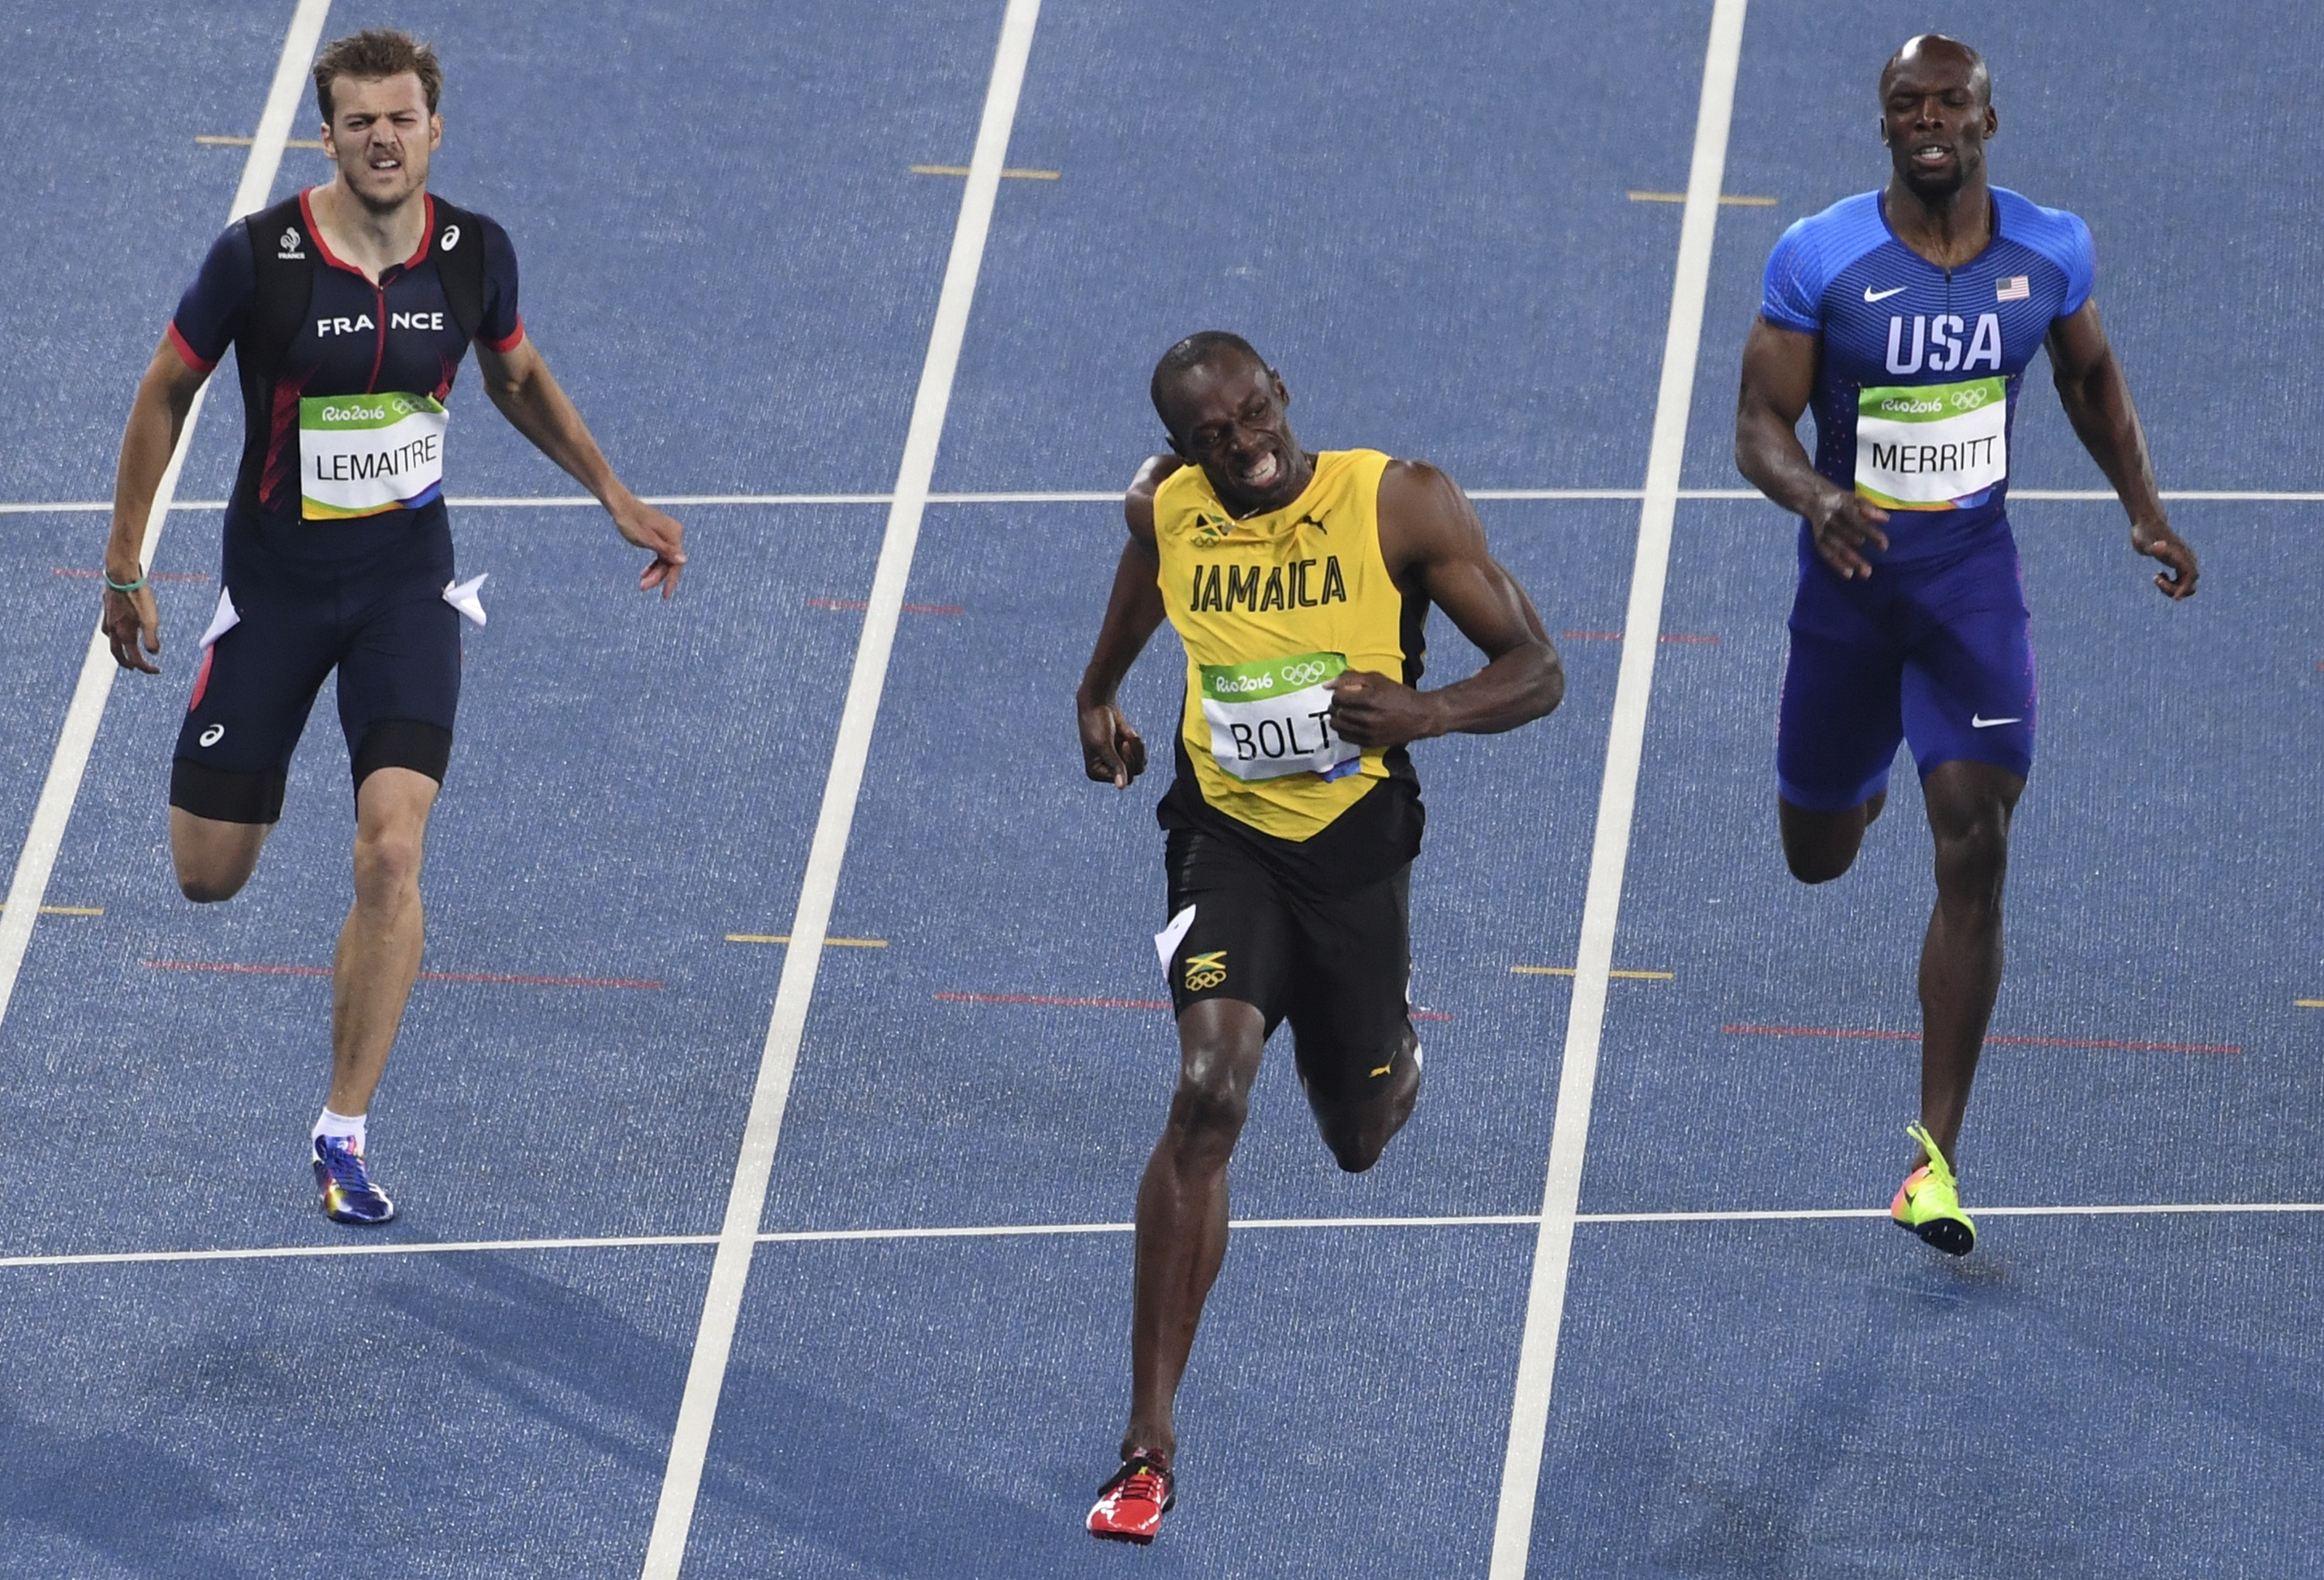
[1882,33,1990,107]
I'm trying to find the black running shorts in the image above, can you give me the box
[169,519,461,825]
[1162,824,1415,1100]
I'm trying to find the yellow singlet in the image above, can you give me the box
[1152,449,1410,842]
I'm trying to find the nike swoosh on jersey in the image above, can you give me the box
[1863,284,1908,301]
[1970,714,2022,728]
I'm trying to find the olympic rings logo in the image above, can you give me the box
[1949,387,1991,411]
[1279,660,1332,685]
[1184,968,1226,990]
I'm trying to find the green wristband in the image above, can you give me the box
[102,568,146,594]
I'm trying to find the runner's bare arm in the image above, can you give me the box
[1327,460,1562,749]
[1076,456,1181,787]
[99,334,208,673]
[2046,299,2196,600]
[1736,318,1892,579]
[473,334,686,597]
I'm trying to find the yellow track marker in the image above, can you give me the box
[198,134,325,150]
[0,905,101,917]
[1511,964,1673,980]
[725,934,887,948]
[2299,999,2324,1009]
[911,164,1060,180]
[1627,189,1776,206]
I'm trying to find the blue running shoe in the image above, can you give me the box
[313,1135,396,1225]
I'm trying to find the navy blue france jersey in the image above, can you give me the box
[1760,188,2093,562]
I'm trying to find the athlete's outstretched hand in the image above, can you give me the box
[1325,670,1440,749]
[1080,700,1147,788]
[101,583,162,674]
[1810,492,1891,580]
[2131,519,2198,600]
[613,499,686,597]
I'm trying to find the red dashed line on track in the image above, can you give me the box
[1721,1022,2239,1055]
[937,990,1451,1021]
[143,959,662,990]
[807,597,964,614]
[1559,629,1720,645]
[53,567,211,582]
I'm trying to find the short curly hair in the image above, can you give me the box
[313,29,442,123]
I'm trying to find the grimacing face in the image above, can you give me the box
[320,71,442,213]
[1879,43,1994,201]
[1163,355,1306,515]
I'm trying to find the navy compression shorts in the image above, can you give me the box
[1776,525,2036,812]
[170,518,462,824]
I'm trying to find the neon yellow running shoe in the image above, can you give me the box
[1889,1123,1975,1256]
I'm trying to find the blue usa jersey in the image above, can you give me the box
[1761,188,2093,562]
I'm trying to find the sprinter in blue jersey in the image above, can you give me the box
[99,31,684,1225]
[1734,36,2196,1255]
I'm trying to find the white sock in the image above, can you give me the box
[315,1107,368,1154]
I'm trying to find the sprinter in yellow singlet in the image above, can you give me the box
[1076,332,1565,1544]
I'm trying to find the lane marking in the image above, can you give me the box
[912,162,1060,179]
[1559,628,1720,645]
[143,959,662,990]
[197,133,325,149]
[2297,999,2322,1009]
[5,486,2322,515]
[641,6,1043,1572]
[0,905,101,917]
[806,595,964,614]
[1511,966,1673,981]
[1722,1022,2240,1055]
[50,566,211,582]
[933,989,1456,1021]
[1492,4,1745,1573]
[939,990,1170,1010]
[0,0,333,1043]
[12,1200,2324,1272]
[724,934,887,948]
[1628,189,1776,206]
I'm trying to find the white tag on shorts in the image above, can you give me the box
[442,573,488,628]
[198,587,240,649]
[1153,905,1197,978]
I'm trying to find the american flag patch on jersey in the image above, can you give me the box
[1996,275,2030,301]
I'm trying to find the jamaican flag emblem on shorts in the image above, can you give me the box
[1183,951,1227,992]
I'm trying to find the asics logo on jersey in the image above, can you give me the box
[1863,284,1907,301]
[277,228,304,260]
[198,724,225,747]
[1886,312,2003,376]
[440,224,461,250]
[1970,714,2021,728]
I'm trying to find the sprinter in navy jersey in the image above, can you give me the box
[1734,36,2195,1255]
[99,30,685,1224]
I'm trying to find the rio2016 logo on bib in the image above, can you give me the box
[1854,375,2007,511]
[1197,651,1363,783]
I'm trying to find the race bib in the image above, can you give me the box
[1854,377,2006,511]
[1198,651,1363,783]
[299,392,448,520]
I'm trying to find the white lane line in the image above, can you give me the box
[0,0,332,1037]
[10,1201,2319,1272]
[637,5,1042,1574]
[4,487,2319,517]
[1489,3,1746,1575]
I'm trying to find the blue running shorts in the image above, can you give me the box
[169,511,462,824]
[1776,525,2035,812]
